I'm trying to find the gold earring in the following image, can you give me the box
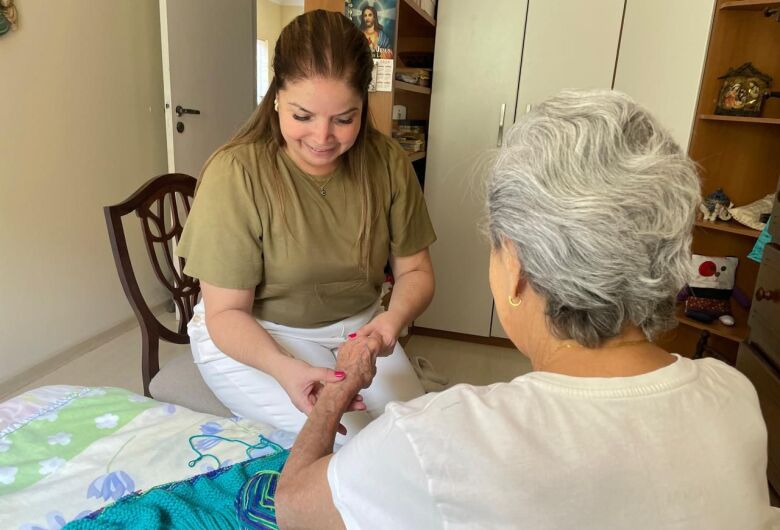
[508,295,522,307]
[273,98,279,112]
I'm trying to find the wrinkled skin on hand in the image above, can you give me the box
[336,333,384,393]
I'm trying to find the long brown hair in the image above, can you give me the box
[203,9,377,271]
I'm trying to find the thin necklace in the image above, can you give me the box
[553,338,649,356]
[282,146,338,196]
[315,174,335,197]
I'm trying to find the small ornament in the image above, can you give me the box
[699,188,733,222]
[715,62,780,117]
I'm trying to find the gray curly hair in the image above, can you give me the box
[487,89,700,347]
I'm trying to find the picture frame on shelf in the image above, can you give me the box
[714,62,777,117]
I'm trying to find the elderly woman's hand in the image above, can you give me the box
[336,332,384,392]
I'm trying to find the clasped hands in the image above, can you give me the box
[299,332,386,435]
[334,310,405,399]
[279,312,402,435]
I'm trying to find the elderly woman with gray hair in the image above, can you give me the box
[274,90,776,529]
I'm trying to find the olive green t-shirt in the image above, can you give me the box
[177,132,436,328]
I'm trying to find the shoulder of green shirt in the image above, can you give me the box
[197,146,247,185]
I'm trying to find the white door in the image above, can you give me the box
[513,0,625,118]
[160,0,256,177]
[415,0,529,336]
[613,0,714,151]
[490,0,625,339]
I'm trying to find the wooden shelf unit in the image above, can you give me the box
[392,0,435,189]
[658,0,780,361]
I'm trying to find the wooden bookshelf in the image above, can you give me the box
[393,0,437,191]
[694,219,762,238]
[660,0,780,360]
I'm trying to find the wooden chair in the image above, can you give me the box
[104,173,229,416]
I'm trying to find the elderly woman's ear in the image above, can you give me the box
[489,240,529,329]
[503,243,525,300]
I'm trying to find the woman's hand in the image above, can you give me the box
[274,358,365,434]
[353,311,404,356]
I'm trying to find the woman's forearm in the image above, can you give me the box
[206,309,291,379]
[275,383,351,530]
[276,335,383,530]
[386,267,434,327]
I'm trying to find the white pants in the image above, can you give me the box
[188,300,424,440]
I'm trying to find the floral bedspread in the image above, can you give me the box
[0,385,295,530]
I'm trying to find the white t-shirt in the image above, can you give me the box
[328,355,778,529]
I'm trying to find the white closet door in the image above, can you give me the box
[513,0,625,118]
[490,0,625,339]
[613,0,714,151]
[415,0,529,336]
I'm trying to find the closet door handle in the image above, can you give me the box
[755,287,779,302]
[496,103,506,147]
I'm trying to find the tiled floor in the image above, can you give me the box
[404,334,531,388]
[4,313,532,401]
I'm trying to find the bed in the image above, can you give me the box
[0,385,294,529]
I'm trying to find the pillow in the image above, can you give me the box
[685,255,739,321]
[729,194,774,231]
[689,254,738,292]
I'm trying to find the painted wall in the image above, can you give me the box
[257,0,282,86]
[0,0,169,387]
[256,0,303,86]
[281,5,302,28]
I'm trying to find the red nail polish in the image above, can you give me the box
[334,371,345,378]
[348,333,357,339]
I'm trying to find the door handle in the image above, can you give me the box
[175,105,201,117]
[755,287,779,302]
[496,103,506,147]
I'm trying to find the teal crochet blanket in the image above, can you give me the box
[63,444,289,530]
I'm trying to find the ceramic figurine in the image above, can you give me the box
[699,188,733,222]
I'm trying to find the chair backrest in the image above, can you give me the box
[105,173,199,396]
